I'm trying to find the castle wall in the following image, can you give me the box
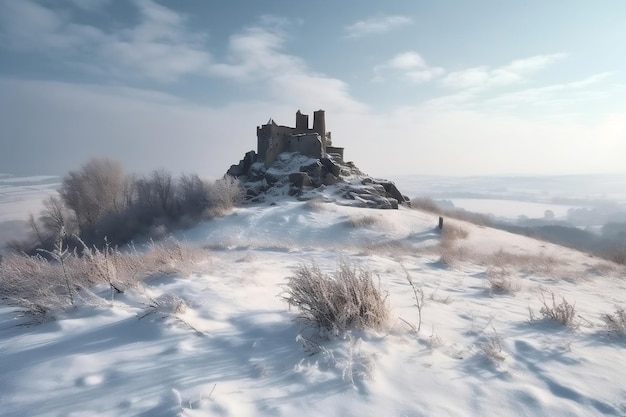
[288,134,323,160]
[257,110,330,167]
[258,124,295,167]
[326,146,344,162]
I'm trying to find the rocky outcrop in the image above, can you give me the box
[227,150,257,178]
[225,151,408,209]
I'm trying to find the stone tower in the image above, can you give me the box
[295,110,309,134]
[313,110,326,141]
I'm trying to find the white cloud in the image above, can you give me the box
[209,25,365,112]
[374,52,444,84]
[0,1,362,109]
[2,77,624,178]
[345,15,412,39]
[209,26,302,80]
[0,0,106,51]
[99,0,212,82]
[0,0,212,82]
[505,53,566,73]
[442,53,566,90]
[484,72,614,109]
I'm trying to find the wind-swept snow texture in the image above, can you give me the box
[2,200,626,416]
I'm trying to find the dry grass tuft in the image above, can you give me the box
[433,223,470,269]
[481,332,506,362]
[410,197,441,214]
[440,223,469,246]
[0,237,211,317]
[359,239,417,257]
[345,215,380,229]
[603,305,626,334]
[282,262,389,335]
[435,244,470,268]
[533,291,578,328]
[487,267,521,294]
[484,249,558,275]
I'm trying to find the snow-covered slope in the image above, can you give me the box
[1,200,626,416]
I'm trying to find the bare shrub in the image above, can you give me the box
[205,176,244,218]
[12,159,243,253]
[178,173,210,219]
[536,291,577,328]
[481,332,506,362]
[40,195,78,238]
[603,305,626,334]
[134,169,177,221]
[487,267,521,294]
[411,197,493,226]
[60,158,127,233]
[282,262,388,335]
[37,233,74,305]
[435,244,469,268]
[0,237,209,316]
[139,292,188,319]
[410,197,441,214]
[441,223,469,246]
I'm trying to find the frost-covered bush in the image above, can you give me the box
[537,291,577,328]
[9,160,244,253]
[0,238,210,317]
[282,262,388,335]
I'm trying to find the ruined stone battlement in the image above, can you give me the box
[256,110,340,167]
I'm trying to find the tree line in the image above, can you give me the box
[8,158,243,255]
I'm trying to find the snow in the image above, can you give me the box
[0,177,59,223]
[391,174,626,222]
[0,176,60,247]
[2,194,626,415]
[445,198,573,219]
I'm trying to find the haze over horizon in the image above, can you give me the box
[1,0,625,177]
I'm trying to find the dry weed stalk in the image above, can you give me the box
[402,267,424,334]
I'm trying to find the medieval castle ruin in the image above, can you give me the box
[256,110,344,167]
[227,109,408,209]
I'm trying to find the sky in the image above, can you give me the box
[0,0,625,178]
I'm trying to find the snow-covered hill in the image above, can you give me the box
[1,200,626,416]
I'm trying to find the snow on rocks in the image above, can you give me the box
[228,151,410,209]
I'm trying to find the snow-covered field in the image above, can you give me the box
[2,195,626,416]
[443,198,572,220]
[392,174,626,222]
[0,175,60,247]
